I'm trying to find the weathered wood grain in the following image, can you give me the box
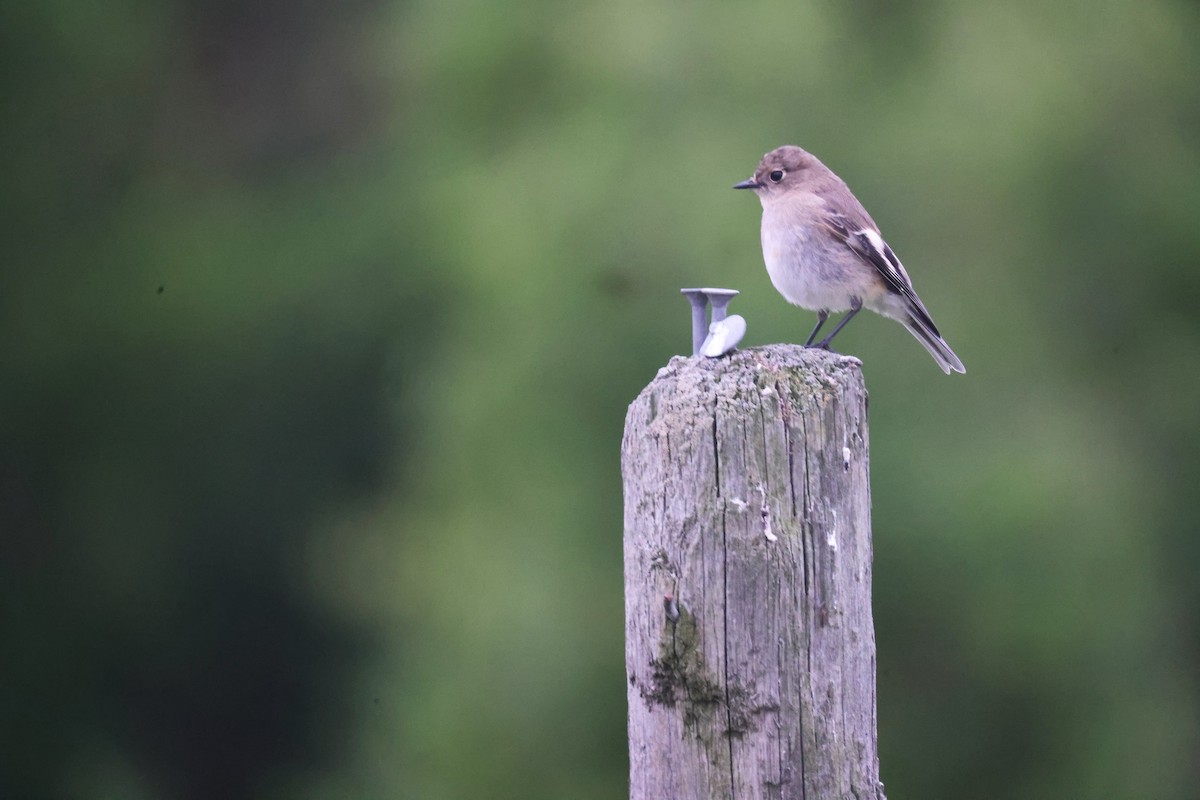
[622,344,885,800]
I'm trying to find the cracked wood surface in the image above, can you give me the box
[622,344,886,800]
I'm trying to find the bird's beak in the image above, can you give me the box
[732,178,760,190]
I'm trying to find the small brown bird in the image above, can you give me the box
[735,145,965,374]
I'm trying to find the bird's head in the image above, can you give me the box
[732,145,819,199]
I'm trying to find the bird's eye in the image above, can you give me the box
[769,170,785,183]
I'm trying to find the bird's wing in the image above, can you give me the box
[820,211,940,334]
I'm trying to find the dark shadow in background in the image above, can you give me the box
[0,298,432,800]
[0,1,429,797]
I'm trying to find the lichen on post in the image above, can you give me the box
[622,344,885,800]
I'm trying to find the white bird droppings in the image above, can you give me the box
[757,485,777,542]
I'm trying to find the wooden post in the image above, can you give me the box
[621,344,885,800]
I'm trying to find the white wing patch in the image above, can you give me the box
[822,211,933,324]
[854,228,914,293]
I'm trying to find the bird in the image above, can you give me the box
[734,145,965,374]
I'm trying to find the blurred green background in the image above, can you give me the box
[3,0,1199,798]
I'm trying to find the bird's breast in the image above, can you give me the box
[759,207,861,313]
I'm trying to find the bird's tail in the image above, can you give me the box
[904,313,965,375]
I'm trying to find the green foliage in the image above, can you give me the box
[2,0,1199,798]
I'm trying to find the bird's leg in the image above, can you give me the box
[803,311,830,346]
[814,297,863,350]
